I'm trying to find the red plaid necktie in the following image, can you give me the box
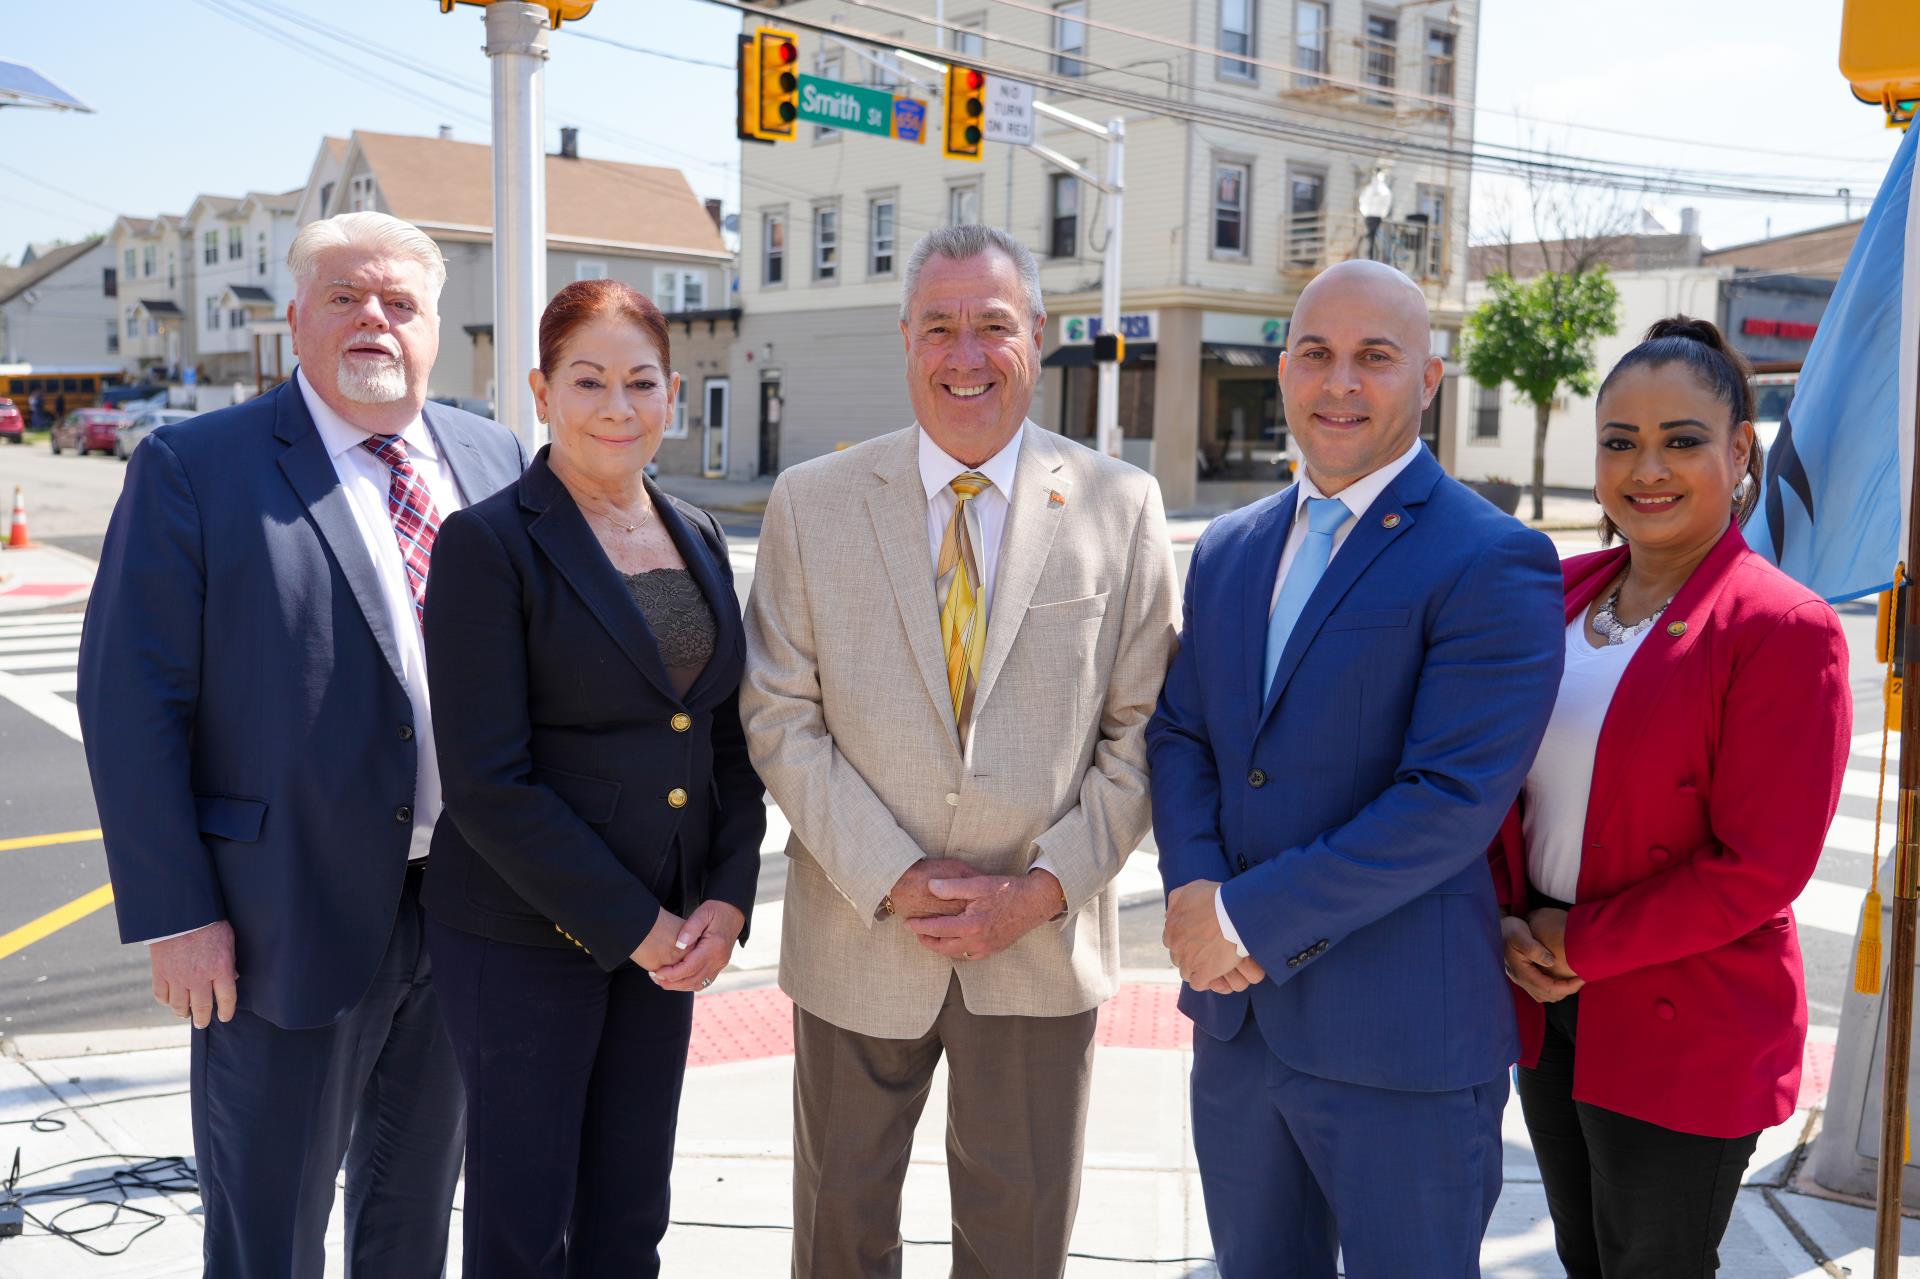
[360,434,443,628]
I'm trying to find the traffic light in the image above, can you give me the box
[1092,331,1125,364]
[943,64,985,161]
[436,0,595,28]
[1841,0,1920,128]
[756,28,801,142]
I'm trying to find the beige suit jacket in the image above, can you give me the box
[741,422,1179,1039]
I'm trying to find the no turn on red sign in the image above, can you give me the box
[981,76,1035,145]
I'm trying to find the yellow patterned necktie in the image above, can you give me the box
[937,472,992,743]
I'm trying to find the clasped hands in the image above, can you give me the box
[1501,907,1582,1003]
[633,899,747,992]
[1162,880,1267,995]
[885,858,1064,962]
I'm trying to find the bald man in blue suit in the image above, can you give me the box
[1147,261,1564,1277]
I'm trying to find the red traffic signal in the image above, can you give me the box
[943,63,986,161]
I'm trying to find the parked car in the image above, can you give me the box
[98,383,167,410]
[0,399,22,444]
[50,409,131,456]
[115,408,197,460]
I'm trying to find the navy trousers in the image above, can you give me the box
[1192,1018,1507,1279]
[425,917,696,1279]
[190,864,465,1279]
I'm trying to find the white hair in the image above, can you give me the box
[287,211,447,304]
[900,225,1044,324]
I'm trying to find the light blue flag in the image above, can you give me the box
[1752,122,1919,603]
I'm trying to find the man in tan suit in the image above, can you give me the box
[741,225,1178,1278]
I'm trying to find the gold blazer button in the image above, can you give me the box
[671,712,692,732]
[1666,620,1687,637]
[667,787,689,809]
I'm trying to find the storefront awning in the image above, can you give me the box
[1042,342,1157,369]
[1203,342,1281,368]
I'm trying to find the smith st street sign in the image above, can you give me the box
[796,74,896,137]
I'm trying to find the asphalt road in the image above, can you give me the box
[0,456,1887,1040]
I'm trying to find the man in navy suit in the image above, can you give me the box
[1147,260,1564,1277]
[77,211,525,1277]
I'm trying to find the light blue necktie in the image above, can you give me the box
[1264,496,1353,696]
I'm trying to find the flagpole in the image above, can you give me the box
[1875,339,1920,1273]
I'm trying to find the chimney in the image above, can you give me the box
[560,126,579,160]
[1679,206,1700,238]
[705,198,723,230]
[437,124,453,141]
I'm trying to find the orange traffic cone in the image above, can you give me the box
[6,485,32,549]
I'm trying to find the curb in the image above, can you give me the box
[3,1022,190,1061]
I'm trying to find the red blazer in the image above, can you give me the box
[1490,523,1851,1137]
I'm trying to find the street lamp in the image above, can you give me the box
[1358,169,1393,262]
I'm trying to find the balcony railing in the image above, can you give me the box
[1284,38,1455,115]
[1284,210,1450,281]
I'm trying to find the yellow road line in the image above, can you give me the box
[0,883,115,962]
[0,827,102,853]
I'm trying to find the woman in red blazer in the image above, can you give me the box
[1490,317,1851,1278]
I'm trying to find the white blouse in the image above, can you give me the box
[1522,613,1651,904]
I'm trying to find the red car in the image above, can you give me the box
[51,409,130,456]
[0,399,21,444]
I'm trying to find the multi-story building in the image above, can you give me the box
[728,0,1479,506]
[187,190,304,387]
[0,236,117,371]
[293,129,736,474]
[109,213,192,378]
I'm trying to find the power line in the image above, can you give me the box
[554,27,737,70]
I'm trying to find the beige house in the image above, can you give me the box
[109,214,191,378]
[296,129,737,476]
[731,0,1480,506]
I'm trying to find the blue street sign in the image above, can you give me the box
[892,98,928,145]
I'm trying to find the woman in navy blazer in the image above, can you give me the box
[421,280,764,1278]
[1493,318,1850,1278]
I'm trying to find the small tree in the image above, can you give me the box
[1461,269,1619,521]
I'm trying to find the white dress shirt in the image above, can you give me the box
[1521,615,1649,903]
[1220,438,1427,955]
[298,368,467,862]
[918,423,1067,890]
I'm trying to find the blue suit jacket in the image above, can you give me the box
[1146,448,1563,1092]
[76,374,526,1029]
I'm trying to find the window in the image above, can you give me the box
[1218,0,1255,80]
[102,267,117,298]
[1286,169,1326,267]
[952,16,985,58]
[1473,381,1501,440]
[814,49,843,141]
[125,306,137,339]
[1425,25,1455,102]
[814,205,839,281]
[204,230,219,265]
[142,246,155,277]
[1053,1,1087,77]
[319,181,335,214]
[949,183,981,227]
[350,176,373,212]
[652,269,706,311]
[123,248,135,277]
[764,211,786,285]
[168,252,176,289]
[1415,184,1447,278]
[230,307,247,329]
[681,272,705,310]
[869,197,897,276]
[1047,174,1079,259]
[1293,1,1328,88]
[1213,161,1249,256]
[147,315,158,336]
[106,320,119,355]
[207,296,220,330]
[258,233,268,275]
[664,377,690,439]
[574,260,608,281]
[1363,12,1398,102]
[228,226,244,260]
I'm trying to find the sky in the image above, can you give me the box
[0,0,1903,260]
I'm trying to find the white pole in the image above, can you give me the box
[1095,115,1125,460]
[934,0,946,49]
[484,2,550,451]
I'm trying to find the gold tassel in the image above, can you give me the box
[1858,888,1884,995]
[1858,569,1903,996]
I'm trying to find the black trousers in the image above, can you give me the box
[190,863,466,1279]
[426,916,695,1279]
[1515,994,1760,1278]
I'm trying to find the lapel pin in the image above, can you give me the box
[1381,513,1402,529]
[1047,489,1066,510]
[1666,620,1687,637]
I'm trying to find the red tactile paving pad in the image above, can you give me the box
[1096,983,1193,1050]
[1800,1040,1835,1109]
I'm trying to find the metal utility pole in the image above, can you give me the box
[1031,103,1126,460]
[484,2,551,449]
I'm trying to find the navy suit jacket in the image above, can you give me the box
[419,447,764,966]
[76,374,526,1029]
[1146,447,1564,1092]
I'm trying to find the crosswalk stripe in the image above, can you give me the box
[0,652,82,672]
[13,670,76,694]
[0,622,84,639]
[0,634,83,654]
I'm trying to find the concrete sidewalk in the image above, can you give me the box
[0,966,1911,1277]
[0,542,93,613]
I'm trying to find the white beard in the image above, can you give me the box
[336,352,409,404]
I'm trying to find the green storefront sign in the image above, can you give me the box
[796,74,895,137]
